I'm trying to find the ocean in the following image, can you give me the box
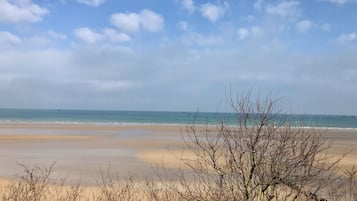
[0,108,356,129]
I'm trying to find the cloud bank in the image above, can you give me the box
[0,0,48,23]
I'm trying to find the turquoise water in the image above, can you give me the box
[0,109,356,128]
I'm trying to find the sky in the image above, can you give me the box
[0,0,356,115]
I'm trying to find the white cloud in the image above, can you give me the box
[0,0,48,23]
[103,29,131,42]
[74,27,130,44]
[139,9,164,32]
[181,0,195,12]
[111,9,164,33]
[237,26,263,40]
[321,0,357,4]
[266,1,300,19]
[89,80,134,91]
[47,30,67,40]
[321,23,331,31]
[238,28,249,40]
[243,15,255,22]
[111,12,141,33]
[74,28,103,44]
[254,0,264,11]
[251,26,263,37]
[335,32,356,45]
[182,32,224,46]
[295,20,312,33]
[200,3,227,23]
[178,21,189,31]
[76,0,105,7]
[0,31,22,44]
[26,36,51,47]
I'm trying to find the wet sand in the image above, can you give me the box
[0,122,356,185]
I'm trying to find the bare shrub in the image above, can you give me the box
[94,168,143,201]
[156,92,343,201]
[325,165,357,201]
[343,165,357,201]
[51,180,85,201]
[144,180,182,201]
[326,175,347,201]
[1,163,55,201]
[0,163,85,201]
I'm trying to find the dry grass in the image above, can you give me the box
[0,160,356,201]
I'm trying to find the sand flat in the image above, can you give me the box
[0,122,356,184]
[0,134,102,141]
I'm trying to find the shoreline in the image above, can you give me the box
[0,120,356,130]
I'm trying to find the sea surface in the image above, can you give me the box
[0,108,356,129]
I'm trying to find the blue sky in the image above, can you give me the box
[0,0,357,115]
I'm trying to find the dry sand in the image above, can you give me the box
[0,122,356,185]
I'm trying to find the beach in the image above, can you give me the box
[0,122,356,186]
[0,122,186,184]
